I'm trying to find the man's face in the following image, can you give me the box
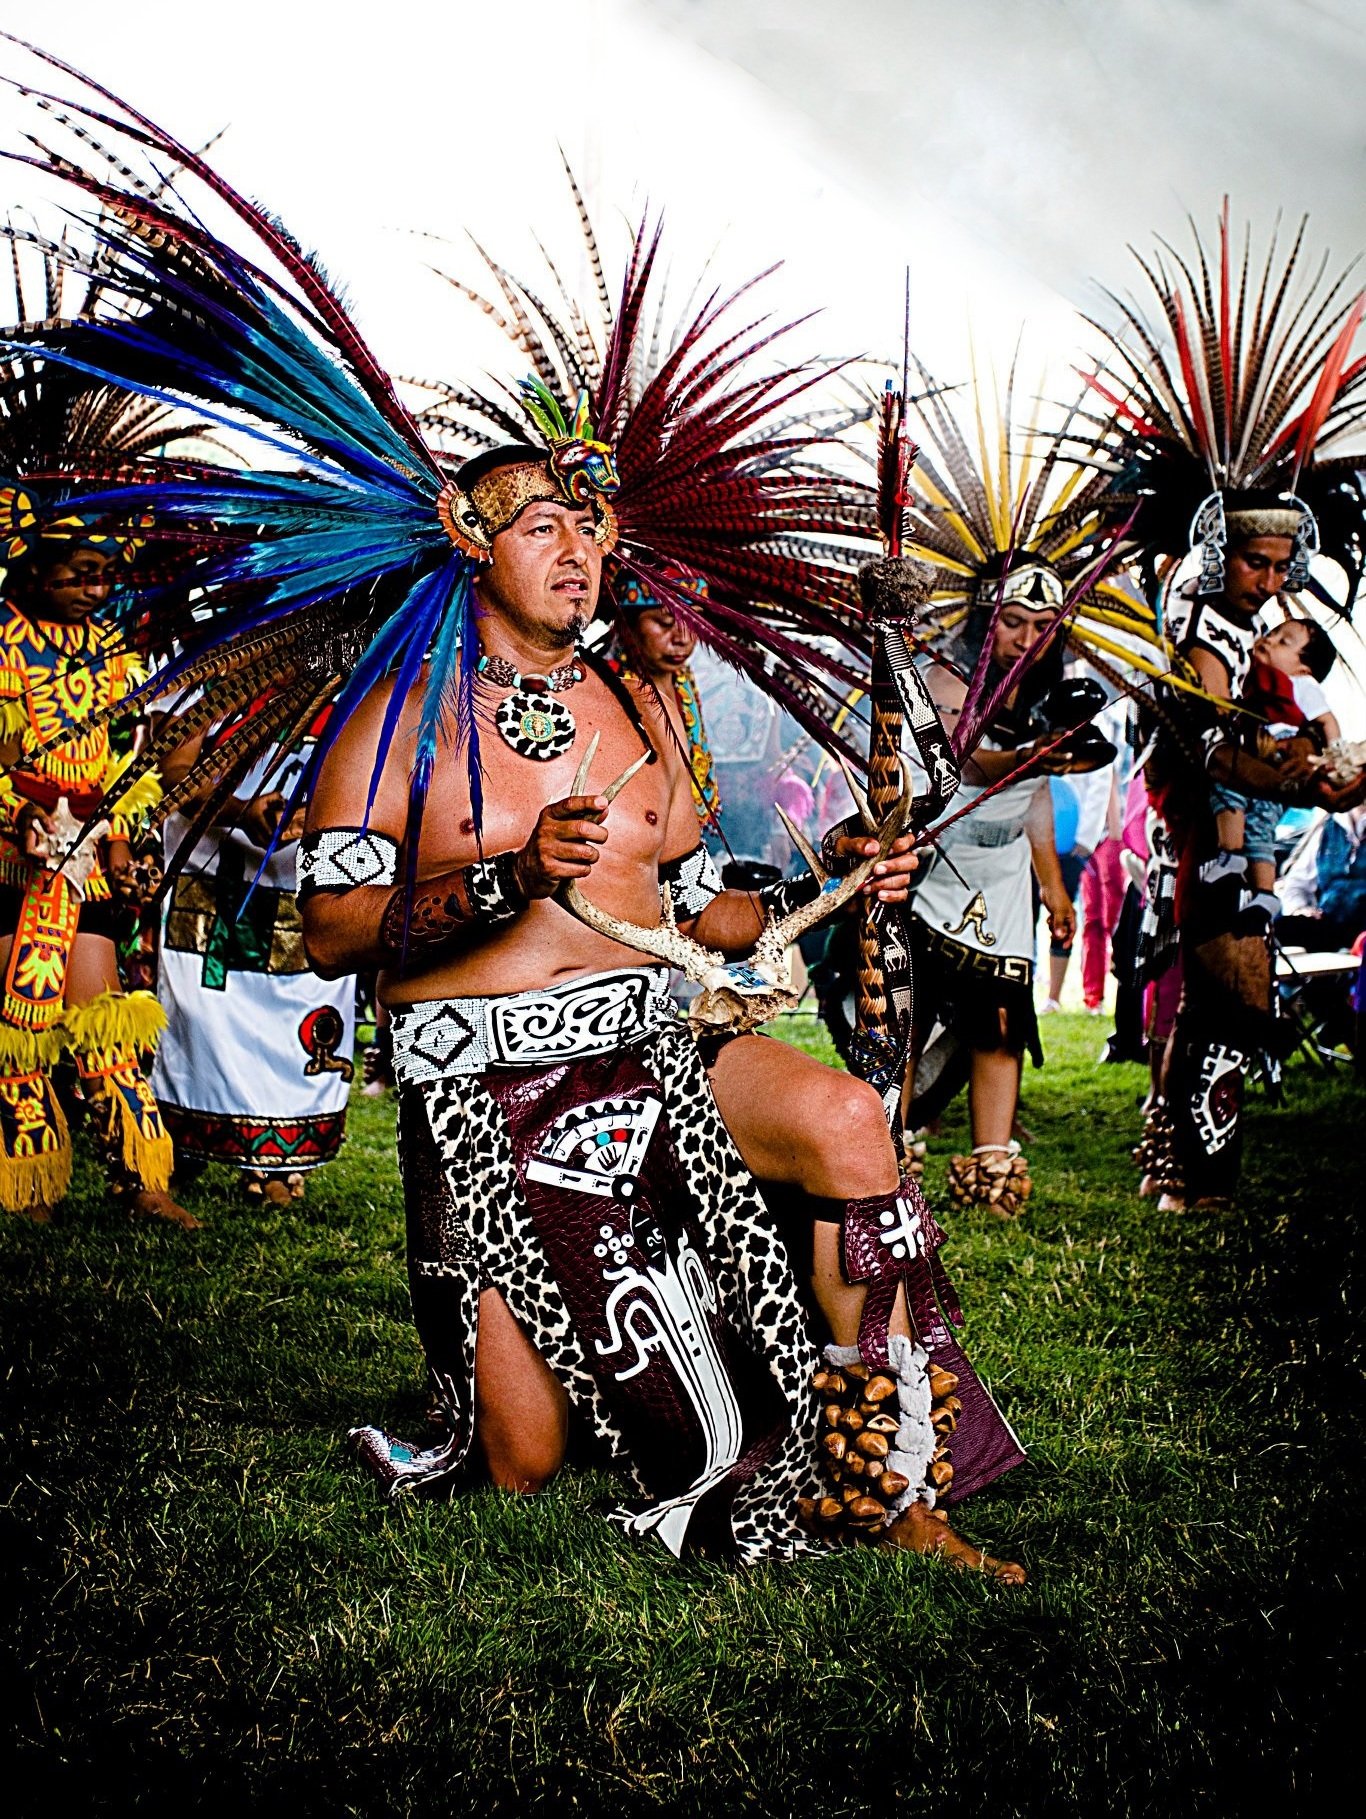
[28,546,116,624]
[476,500,601,653]
[628,605,697,679]
[1225,536,1294,616]
[991,603,1058,670]
[1253,617,1312,675]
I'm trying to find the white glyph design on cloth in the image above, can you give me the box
[597,1208,745,1557]
[525,1096,663,1201]
[877,1192,925,1264]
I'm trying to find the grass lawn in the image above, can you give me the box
[2,1013,1361,1816]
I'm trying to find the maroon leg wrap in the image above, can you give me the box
[840,1181,1025,1501]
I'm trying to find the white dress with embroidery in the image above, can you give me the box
[150,753,356,1176]
[909,766,1040,967]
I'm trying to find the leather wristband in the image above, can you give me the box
[819,816,862,876]
[756,871,823,919]
[379,850,528,959]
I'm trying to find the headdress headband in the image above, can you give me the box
[0,483,151,567]
[616,570,710,613]
[436,385,620,561]
[976,562,1066,613]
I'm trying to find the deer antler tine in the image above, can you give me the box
[600,749,652,805]
[569,730,601,798]
[774,803,827,884]
[751,750,916,965]
[561,877,724,982]
[837,754,876,832]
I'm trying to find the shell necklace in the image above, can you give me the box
[477,651,585,761]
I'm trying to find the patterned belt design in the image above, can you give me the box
[389,967,676,1083]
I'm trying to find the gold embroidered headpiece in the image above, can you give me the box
[436,385,620,561]
[1223,505,1305,541]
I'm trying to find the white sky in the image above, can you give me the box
[0,1,1094,378]
[2,0,1365,723]
[5,2,1365,415]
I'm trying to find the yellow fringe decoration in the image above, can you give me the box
[107,1095,173,1193]
[0,697,30,745]
[0,1023,69,1071]
[64,989,168,1057]
[0,1138,71,1215]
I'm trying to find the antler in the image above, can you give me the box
[751,755,915,969]
[558,735,916,1024]
[559,733,728,982]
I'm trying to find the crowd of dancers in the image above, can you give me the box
[2,41,1364,1575]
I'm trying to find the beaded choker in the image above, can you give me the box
[477,652,585,760]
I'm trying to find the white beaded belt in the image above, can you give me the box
[389,967,676,1083]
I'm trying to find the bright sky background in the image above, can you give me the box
[2,0,1365,724]
[18,1,1365,381]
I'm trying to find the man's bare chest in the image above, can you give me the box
[413,674,672,867]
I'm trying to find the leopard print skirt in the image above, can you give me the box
[357,1020,824,1562]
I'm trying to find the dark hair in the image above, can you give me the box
[452,443,546,489]
[1298,620,1337,682]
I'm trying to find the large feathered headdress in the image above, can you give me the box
[1080,203,1366,612]
[0,41,880,867]
[0,212,214,621]
[895,353,1144,753]
[407,178,878,758]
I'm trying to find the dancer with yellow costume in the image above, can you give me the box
[0,490,186,1224]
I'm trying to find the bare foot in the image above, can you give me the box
[885,1501,1026,1584]
[11,1202,55,1224]
[1157,1191,1234,1214]
[262,1177,294,1208]
[130,1188,200,1230]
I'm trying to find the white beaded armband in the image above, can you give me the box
[660,844,723,919]
[297,828,401,899]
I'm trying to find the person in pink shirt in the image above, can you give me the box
[1079,769,1124,1011]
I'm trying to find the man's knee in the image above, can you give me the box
[809,1073,889,1162]
[479,1426,565,1495]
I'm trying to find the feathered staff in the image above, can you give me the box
[844,280,962,1131]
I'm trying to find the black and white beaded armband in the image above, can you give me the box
[297,828,401,900]
[659,844,723,919]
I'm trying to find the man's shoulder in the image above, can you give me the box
[320,672,413,754]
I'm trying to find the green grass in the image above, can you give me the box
[2,1016,1361,1816]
